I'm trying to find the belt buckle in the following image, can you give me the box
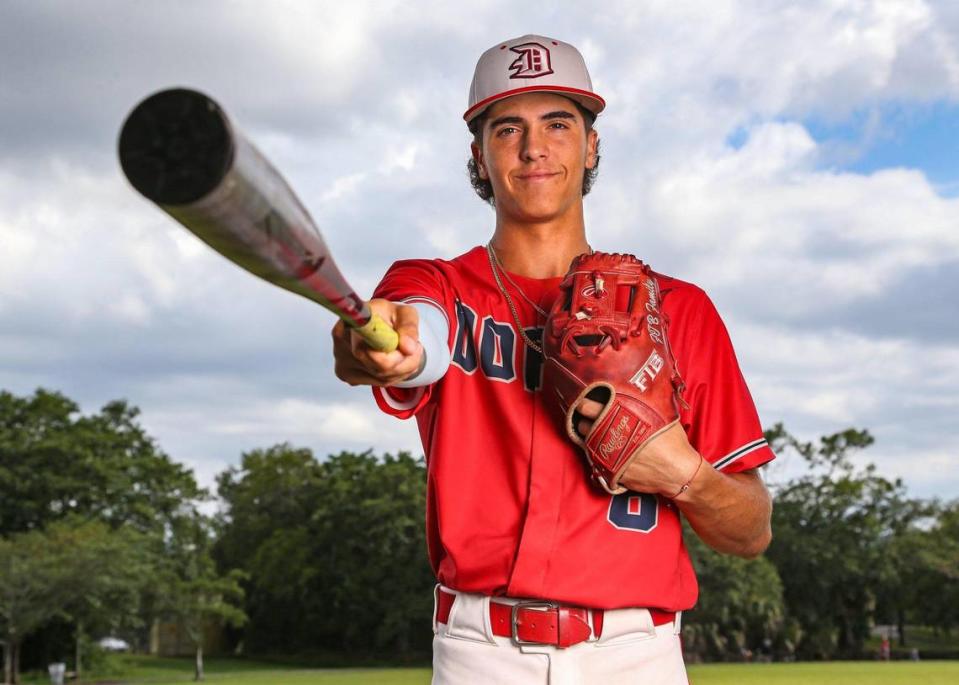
[511,600,557,645]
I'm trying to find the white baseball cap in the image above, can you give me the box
[464,34,605,124]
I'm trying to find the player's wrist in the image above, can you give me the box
[668,453,705,499]
[401,348,428,383]
[669,450,711,502]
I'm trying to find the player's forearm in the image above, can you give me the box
[673,466,772,558]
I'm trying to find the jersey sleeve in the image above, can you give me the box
[369,259,455,420]
[675,291,775,473]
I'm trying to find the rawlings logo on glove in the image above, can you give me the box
[542,252,686,495]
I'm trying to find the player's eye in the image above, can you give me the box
[496,126,519,137]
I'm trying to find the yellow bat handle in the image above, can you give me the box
[353,312,399,352]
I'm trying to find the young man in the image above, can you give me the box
[332,34,774,685]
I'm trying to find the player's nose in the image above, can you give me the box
[521,128,548,161]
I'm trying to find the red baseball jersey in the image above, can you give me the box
[372,246,774,611]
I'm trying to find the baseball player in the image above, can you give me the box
[332,34,774,685]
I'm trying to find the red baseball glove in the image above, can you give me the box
[542,252,686,495]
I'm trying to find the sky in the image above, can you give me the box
[1,0,957,501]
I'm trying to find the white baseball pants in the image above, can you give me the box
[432,587,688,685]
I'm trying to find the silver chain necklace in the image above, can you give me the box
[486,242,544,353]
[487,243,549,317]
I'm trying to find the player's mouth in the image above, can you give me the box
[514,170,561,182]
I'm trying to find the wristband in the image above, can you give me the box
[392,301,451,388]
[671,454,705,498]
[402,348,429,383]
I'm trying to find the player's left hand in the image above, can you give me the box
[575,397,702,496]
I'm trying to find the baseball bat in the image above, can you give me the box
[117,87,398,352]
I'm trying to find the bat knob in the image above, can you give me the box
[118,88,234,206]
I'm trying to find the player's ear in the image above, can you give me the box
[471,142,489,180]
[585,129,599,170]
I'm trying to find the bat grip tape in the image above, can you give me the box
[354,313,399,352]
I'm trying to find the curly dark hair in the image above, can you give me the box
[466,100,601,206]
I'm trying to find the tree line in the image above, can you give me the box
[1,388,956,682]
[687,425,958,661]
[0,390,245,684]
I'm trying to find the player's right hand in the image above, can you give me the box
[332,298,424,386]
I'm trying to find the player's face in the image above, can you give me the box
[472,93,598,225]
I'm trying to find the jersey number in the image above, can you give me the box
[451,301,544,390]
[607,492,659,533]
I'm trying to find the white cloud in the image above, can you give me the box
[738,322,959,460]
[318,172,368,204]
[637,119,959,323]
[204,399,385,442]
[745,323,959,499]
[107,292,151,326]
[378,143,419,175]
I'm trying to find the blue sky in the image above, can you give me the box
[728,102,959,196]
[803,101,959,194]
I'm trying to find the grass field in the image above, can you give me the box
[20,656,959,685]
[687,661,959,684]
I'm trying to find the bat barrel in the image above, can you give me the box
[118,88,234,206]
[118,88,398,352]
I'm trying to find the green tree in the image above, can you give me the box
[877,499,959,645]
[54,519,155,683]
[683,524,786,661]
[0,519,152,684]
[215,445,323,652]
[764,424,923,658]
[928,501,959,580]
[163,515,246,681]
[0,388,204,537]
[313,450,434,654]
[215,446,434,657]
[0,529,64,684]
[0,388,205,676]
[924,501,959,632]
